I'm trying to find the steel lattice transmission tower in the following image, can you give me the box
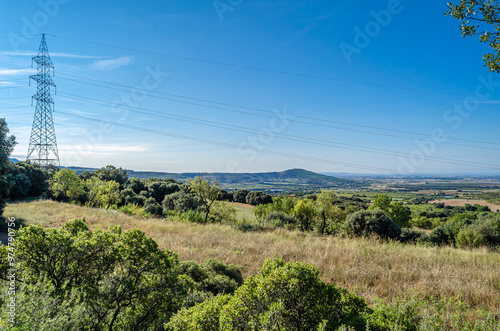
[27,33,60,166]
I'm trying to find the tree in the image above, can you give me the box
[170,258,369,330]
[370,194,391,212]
[50,169,85,202]
[233,189,249,203]
[293,199,316,231]
[344,209,401,239]
[209,201,237,223]
[370,194,411,228]
[13,161,49,196]
[95,165,128,188]
[162,190,200,213]
[0,218,189,330]
[314,190,346,235]
[0,119,16,222]
[187,177,220,223]
[245,191,273,206]
[7,173,31,200]
[85,177,121,209]
[387,202,412,228]
[446,1,500,72]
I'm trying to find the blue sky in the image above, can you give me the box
[1,0,499,174]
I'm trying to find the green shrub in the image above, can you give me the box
[245,191,273,206]
[209,201,237,224]
[399,228,425,244]
[421,226,450,245]
[162,190,199,213]
[263,211,299,228]
[179,259,243,296]
[0,219,188,330]
[456,227,485,248]
[182,210,205,223]
[166,294,231,331]
[218,258,369,330]
[344,210,401,239]
[118,203,151,218]
[455,215,500,248]
[367,297,420,331]
[410,216,441,229]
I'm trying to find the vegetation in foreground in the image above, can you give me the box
[0,218,499,330]
[3,200,500,329]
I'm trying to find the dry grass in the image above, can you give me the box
[4,200,500,314]
[227,201,255,220]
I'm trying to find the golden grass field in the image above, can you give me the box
[4,199,500,317]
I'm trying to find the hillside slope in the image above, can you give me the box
[67,167,360,191]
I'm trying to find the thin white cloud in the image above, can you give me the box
[0,81,15,85]
[0,68,36,77]
[0,51,103,59]
[90,57,132,71]
[58,144,148,156]
[474,100,500,104]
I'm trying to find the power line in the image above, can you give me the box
[52,35,469,98]
[57,72,500,147]
[55,109,403,174]
[55,75,500,152]
[57,92,500,170]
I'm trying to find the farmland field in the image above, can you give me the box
[429,199,500,211]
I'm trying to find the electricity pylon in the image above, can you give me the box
[27,33,60,167]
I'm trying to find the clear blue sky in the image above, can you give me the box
[1,0,499,174]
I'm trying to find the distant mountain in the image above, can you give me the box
[66,167,360,191]
[9,158,20,163]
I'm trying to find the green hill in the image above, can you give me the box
[67,167,359,192]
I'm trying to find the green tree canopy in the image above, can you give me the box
[446,0,500,72]
[167,258,369,331]
[50,168,85,202]
[0,218,189,330]
[187,177,220,223]
[0,119,16,222]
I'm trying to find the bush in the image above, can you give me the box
[0,219,188,330]
[144,201,163,216]
[456,215,500,248]
[172,258,369,330]
[182,210,205,223]
[263,211,299,228]
[367,297,420,331]
[410,216,435,229]
[399,228,425,244]
[119,203,151,218]
[166,294,231,331]
[456,227,485,248]
[344,210,401,239]
[245,191,273,206]
[219,258,369,330]
[233,189,249,203]
[179,259,243,296]
[421,226,449,245]
[162,190,199,213]
[209,201,237,224]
